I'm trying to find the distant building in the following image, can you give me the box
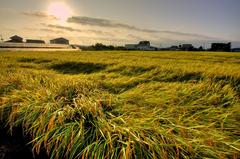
[138,41,151,50]
[125,44,138,50]
[138,41,157,51]
[180,44,194,51]
[6,35,23,43]
[26,39,45,44]
[50,37,69,45]
[232,48,240,52]
[168,45,179,51]
[125,41,157,51]
[211,43,231,52]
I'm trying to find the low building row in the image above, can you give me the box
[3,36,236,52]
[125,41,233,52]
[5,35,69,45]
[125,41,196,51]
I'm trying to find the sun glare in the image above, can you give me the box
[48,2,71,23]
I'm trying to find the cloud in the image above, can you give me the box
[18,13,222,46]
[158,31,215,39]
[42,24,111,36]
[40,28,64,34]
[20,12,218,40]
[67,16,157,32]
[67,16,218,40]
[21,11,57,20]
[45,24,83,32]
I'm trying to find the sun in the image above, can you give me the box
[48,2,71,23]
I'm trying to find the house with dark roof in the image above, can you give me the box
[6,35,23,43]
[50,37,69,45]
[26,39,45,44]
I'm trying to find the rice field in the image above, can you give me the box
[0,51,239,159]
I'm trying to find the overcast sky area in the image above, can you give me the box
[0,0,240,47]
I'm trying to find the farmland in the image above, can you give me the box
[0,51,239,159]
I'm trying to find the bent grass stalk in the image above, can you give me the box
[0,51,239,158]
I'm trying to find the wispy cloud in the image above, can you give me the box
[42,24,111,36]
[45,24,83,32]
[67,16,217,40]
[21,11,57,20]
[67,16,157,33]
[157,31,216,40]
[40,28,64,34]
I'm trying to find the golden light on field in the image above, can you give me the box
[48,2,71,23]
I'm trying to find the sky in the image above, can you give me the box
[0,0,240,47]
